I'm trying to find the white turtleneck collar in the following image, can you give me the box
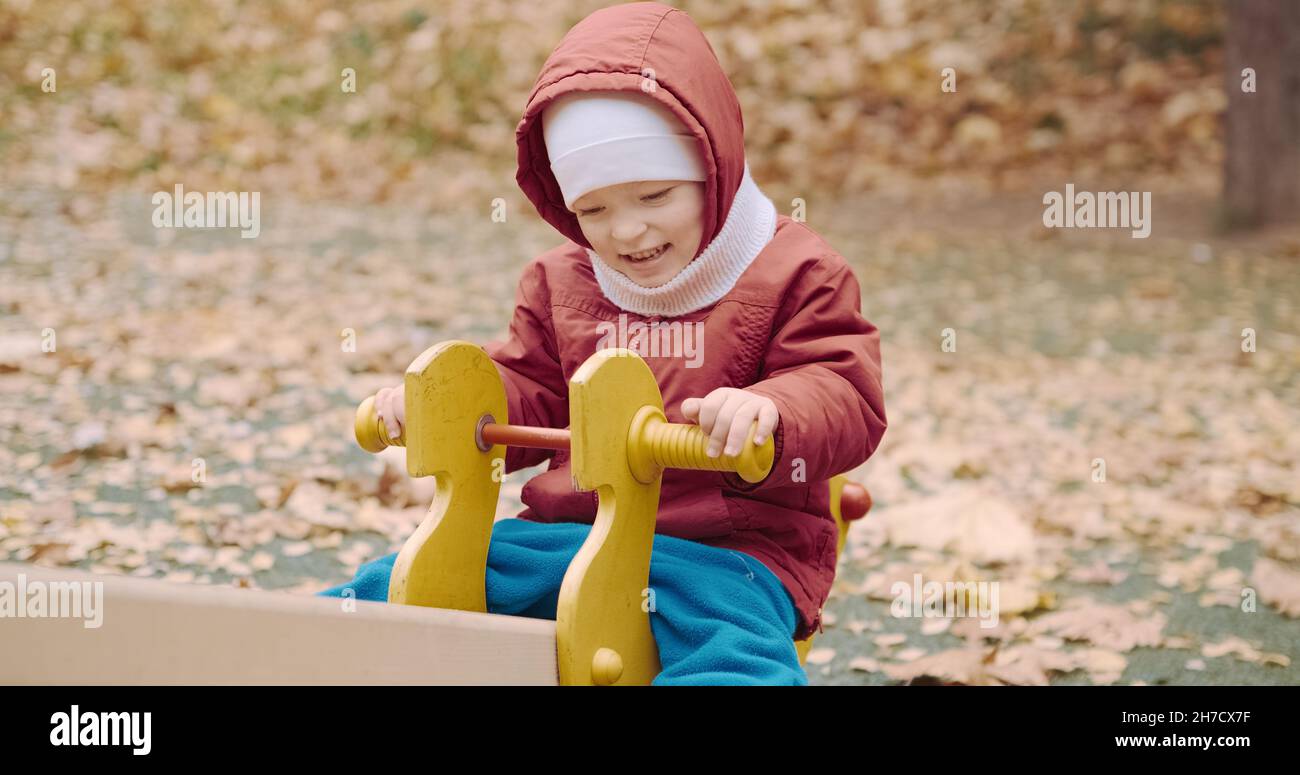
[585,163,777,317]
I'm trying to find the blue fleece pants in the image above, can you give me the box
[317,517,807,685]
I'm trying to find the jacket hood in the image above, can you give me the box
[515,2,746,257]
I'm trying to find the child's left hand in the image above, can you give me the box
[680,388,779,459]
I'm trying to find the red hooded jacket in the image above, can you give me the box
[490,2,886,640]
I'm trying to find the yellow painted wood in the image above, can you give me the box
[355,394,404,452]
[387,341,507,612]
[558,348,779,685]
[558,348,664,685]
[830,474,854,557]
[627,405,774,484]
[353,340,851,683]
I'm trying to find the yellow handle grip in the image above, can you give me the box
[355,395,405,452]
[626,406,775,484]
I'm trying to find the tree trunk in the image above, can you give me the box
[1223,0,1300,228]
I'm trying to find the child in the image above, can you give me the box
[320,1,886,685]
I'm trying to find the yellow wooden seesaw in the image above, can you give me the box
[0,341,870,685]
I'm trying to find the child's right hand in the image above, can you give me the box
[374,383,405,441]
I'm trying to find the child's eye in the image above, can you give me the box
[577,207,603,217]
[642,187,673,202]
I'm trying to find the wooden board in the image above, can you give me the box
[0,563,558,685]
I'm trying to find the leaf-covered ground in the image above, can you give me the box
[1,184,1297,685]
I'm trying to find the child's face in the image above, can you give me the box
[572,180,705,288]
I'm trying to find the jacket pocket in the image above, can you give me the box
[655,485,735,540]
[722,492,757,531]
[818,519,838,575]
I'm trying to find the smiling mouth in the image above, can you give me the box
[620,243,670,263]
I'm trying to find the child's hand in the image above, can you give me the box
[373,383,405,441]
[680,388,779,459]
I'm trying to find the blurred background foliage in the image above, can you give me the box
[0,0,1226,211]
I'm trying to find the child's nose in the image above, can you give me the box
[610,215,648,244]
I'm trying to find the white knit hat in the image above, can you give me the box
[541,91,706,211]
